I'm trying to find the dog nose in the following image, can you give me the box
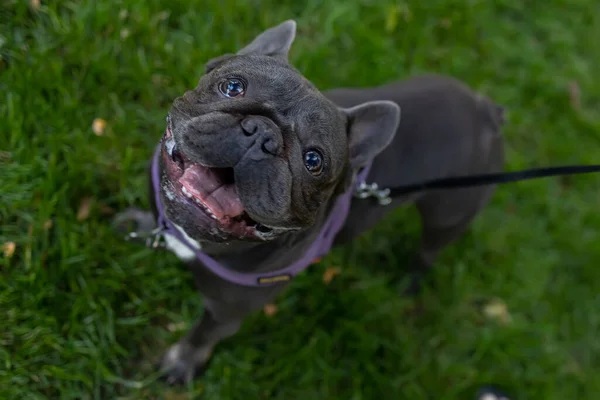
[240,117,281,156]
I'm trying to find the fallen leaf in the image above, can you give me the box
[322,267,341,284]
[263,303,278,317]
[163,391,190,400]
[482,298,512,324]
[0,151,11,162]
[92,118,107,136]
[568,80,581,110]
[43,219,53,230]
[385,6,399,33]
[563,357,583,377]
[440,18,452,28]
[77,197,94,221]
[156,11,170,21]
[152,74,163,85]
[166,322,187,332]
[30,0,40,11]
[2,242,16,258]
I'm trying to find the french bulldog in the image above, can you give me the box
[114,19,505,384]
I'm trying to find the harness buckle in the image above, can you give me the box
[354,182,392,205]
[124,226,167,249]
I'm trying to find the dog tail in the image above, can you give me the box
[476,93,506,133]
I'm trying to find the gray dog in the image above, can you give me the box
[115,19,505,384]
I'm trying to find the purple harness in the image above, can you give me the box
[151,144,375,287]
[141,130,600,287]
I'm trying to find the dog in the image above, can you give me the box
[114,19,505,384]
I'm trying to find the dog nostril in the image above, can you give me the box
[261,138,279,155]
[241,119,258,136]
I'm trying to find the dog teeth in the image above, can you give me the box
[182,187,217,219]
[181,186,193,198]
[204,207,216,218]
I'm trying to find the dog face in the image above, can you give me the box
[159,20,400,243]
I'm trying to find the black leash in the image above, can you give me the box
[356,164,600,205]
[390,165,600,196]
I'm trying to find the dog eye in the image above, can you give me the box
[219,78,246,98]
[303,150,323,176]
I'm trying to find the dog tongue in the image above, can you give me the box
[178,165,244,220]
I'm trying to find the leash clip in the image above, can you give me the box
[124,226,167,249]
[354,182,392,205]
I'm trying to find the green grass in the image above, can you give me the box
[2,0,600,398]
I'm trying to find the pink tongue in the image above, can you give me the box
[178,165,244,220]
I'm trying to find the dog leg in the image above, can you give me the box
[406,185,498,294]
[159,299,246,385]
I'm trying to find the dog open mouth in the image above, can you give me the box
[161,127,274,239]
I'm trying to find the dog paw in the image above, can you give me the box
[158,342,213,385]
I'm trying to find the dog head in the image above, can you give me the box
[159,20,400,243]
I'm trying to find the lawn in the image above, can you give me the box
[2,0,600,399]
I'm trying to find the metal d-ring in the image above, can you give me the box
[124,226,167,249]
[354,182,392,205]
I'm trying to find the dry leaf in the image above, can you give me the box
[385,6,399,33]
[568,80,581,110]
[155,11,170,21]
[92,118,107,136]
[263,303,278,317]
[166,322,187,332]
[440,18,452,28]
[30,0,40,11]
[163,391,190,400]
[0,151,11,162]
[152,74,170,86]
[43,219,53,230]
[322,267,341,284]
[77,197,94,221]
[563,357,583,377]
[2,242,16,258]
[482,298,512,324]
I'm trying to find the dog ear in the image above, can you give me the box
[205,20,296,72]
[342,101,401,169]
[236,20,296,60]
